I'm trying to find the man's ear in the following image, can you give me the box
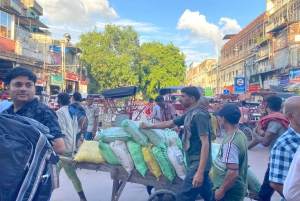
[286,112,293,121]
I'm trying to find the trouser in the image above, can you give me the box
[177,167,212,201]
[58,152,83,192]
[258,163,274,201]
[84,132,93,140]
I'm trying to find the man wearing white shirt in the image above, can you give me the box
[283,146,300,201]
[151,104,161,124]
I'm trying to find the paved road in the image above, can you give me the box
[51,134,281,201]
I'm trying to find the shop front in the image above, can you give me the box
[50,74,62,95]
[263,79,279,90]
[79,81,88,93]
[221,85,234,94]
[65,72,79,93]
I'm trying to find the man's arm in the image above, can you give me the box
[140,120,175,129]
[52,138,65,154]
[192,135,209,188]
[270,182,283,197]
[253,130,276,147]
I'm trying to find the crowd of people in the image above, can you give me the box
[0,66,300,201]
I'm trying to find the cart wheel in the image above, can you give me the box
[216,120,222,137]
[243,127,253,142]
[148,190,177,201]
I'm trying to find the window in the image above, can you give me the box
[0,11,12,39]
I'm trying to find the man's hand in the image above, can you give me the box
[192,172,203,188]
[140,122,151,129]
[215,188,225,201]
[92,129,97,137]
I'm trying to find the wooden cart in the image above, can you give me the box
[60,157,259,201]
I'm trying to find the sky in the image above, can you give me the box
[38,0,266,66]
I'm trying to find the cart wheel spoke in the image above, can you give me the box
[148,190,177,201]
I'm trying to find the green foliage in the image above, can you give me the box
[137,42,186,98]
[77,25,186,98]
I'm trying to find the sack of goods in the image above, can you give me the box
[139,123,167,149]
[167,145,187,180]
[152,146,176,182]
[142,143,162,180]
[247,167,261,193]
[74,140,105,164]
[110,140,134,175]
[98,140,121,166]
[121,120,148,146]
[164,129,183,150]
[97,127,131,143]
[127,140,148,177]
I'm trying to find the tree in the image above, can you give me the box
[77,25,140,92]
[137,42,186,98]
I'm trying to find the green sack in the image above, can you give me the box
[127,140,148,177]
[164,129,183,150]
[98,140,121,165]
[121,120,148,146]
[140,123,166,149]
[97,127,131,143]
[247,167,261,193]
[152,146,176,182]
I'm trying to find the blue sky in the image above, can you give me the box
[39,0,266,66]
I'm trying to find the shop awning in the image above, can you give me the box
[16,16,48,28]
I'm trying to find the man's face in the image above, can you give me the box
[156,101,165,108]
[180,93,192,108]
[87,97,93,105]
[8,76,36,105]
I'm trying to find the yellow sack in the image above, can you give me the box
[142,143,162,180]
[74,140,105,163]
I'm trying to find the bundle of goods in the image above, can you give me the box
[97,127,131,143]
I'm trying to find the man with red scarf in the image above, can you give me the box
[248,95,289,201]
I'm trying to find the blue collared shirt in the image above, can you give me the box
[269,126,300,184]
[0,100,12,113]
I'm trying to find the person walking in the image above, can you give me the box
[83,94,99,140]
[141,87,214,201]
[0,93,12,112]
[56,92,87,201]
[212,104,248,201]
[155,95,178,122]
[269,96,300,200]
[248,95,289,201]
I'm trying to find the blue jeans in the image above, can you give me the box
[84,132,93,140]
[177,167,212,201]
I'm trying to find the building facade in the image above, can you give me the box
[0,0,88,95]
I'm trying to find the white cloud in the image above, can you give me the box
[95,19,160,33]
[177,9,241,46]
[39,0,118,26]
[180,49,210,66]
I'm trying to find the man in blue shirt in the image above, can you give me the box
[0,94,12,112]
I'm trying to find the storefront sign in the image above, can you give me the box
[50,74,62,86]
[263,79,278,89]
[279,77,290,85]
[51,53,62,65]
[234,77,246,94]
[79,81,88,93]
[247,85,259,92]
[289,68,300,83]
[36,78,44,87]
[66,72,79,81]
[223,89,230,94]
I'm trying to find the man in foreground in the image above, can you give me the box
[269,96,300,200]
[2,67,65,154]
[56,92,87,201]
[212,104,248,201]
[141,87,213,201]
[249,95,289,201]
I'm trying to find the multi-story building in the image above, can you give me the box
[0,0,88,95]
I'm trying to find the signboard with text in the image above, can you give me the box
[50,74,62,86]
[79,81,88,93]
[223,90,230,94]
[247,85,259,92]
[289,68,300,83]
[66,72,79,81]
[234,77,246,94]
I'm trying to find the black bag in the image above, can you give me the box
[0,114,59,201]
[69,103,88,133]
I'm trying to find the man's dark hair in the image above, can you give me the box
[181,87,201,101]
[155,95,164,102]
[58,92,70,106]
[241,101,247,106]
[266,95,282,112]
[171,96,176,100]
[149,98,154,102]
[5,67,37,86]
[73,92,82,101]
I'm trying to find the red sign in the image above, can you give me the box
[247,85,259,92]
[0,37,15,53]
[36,78,44,87]
[66,72,79,81]
[80,81,88,85]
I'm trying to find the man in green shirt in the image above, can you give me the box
[212,104,248,201]
[141,87,214,201]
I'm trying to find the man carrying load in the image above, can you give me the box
[141,86,214,201]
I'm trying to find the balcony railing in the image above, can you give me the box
[1,0,22,14]
[22,0,43,15]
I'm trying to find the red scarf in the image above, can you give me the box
[259,112,290,131]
